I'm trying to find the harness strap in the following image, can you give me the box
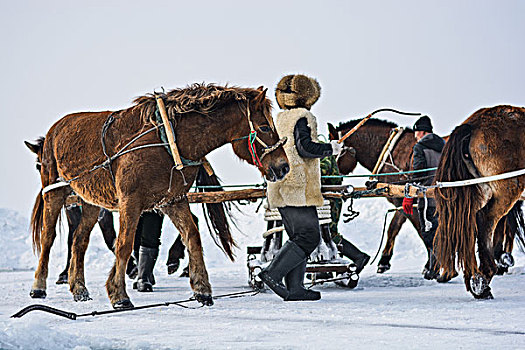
[371,127,404,175]
[434,168,525,188]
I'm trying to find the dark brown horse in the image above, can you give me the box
[30,84,289,308]
[327,119,425,272]
[434,105,525,299]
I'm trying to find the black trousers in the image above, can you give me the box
[135,211,164,249]
[278,206,321,255]
[417,206,438,251]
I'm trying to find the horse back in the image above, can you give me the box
[466,106,525,179]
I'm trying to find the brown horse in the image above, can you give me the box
[328,118,520,277]
[434,105,525,299]
[30,84,289,308]
[327,119,425,272]
[26,137,228,284]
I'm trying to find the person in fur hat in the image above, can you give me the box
[258,74,343,301]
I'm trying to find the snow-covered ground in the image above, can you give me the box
[1,199,524,349]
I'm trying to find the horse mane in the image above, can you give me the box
[336,118,400,131]
[131,83,272,125]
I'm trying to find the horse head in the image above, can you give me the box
[327,123,357,175]
[231,87,289,182]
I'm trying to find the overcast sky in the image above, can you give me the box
[1,0,524,214]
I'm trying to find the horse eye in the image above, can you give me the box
[259,126,272,133]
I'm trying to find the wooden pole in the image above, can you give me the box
[187,188,266,203]
[337,114,373,144]
[371,128,400,174]
[200,157,214,176]
[67,184,524,206]
[155,95,184,170]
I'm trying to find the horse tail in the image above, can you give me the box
[506,200,525,252]
[434,123,483,277]
[27,137,46,255]
[196,164,237,261]
[30,191,44,254]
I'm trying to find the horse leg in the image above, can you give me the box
[471,194,516,299]
[105,203,141,309]
[68,202,99,301]
[57,205,81,284]
[493,219,508,275]
[97,208,139,278]
[30,189,69,298]
[501,220,515,269]
[162,200,213,305]
[377,210,408,273]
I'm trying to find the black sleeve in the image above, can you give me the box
[294,118,333,158]
[412,143,427,170]
[412,143,427,182]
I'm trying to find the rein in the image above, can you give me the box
[337,108,421,144]
[11,289,260,320]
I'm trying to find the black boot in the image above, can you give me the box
[285,259,321,301]
[134,246,158,292]
[258,241,306,300]
[341,238,370,274]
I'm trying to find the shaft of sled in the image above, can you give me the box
[338,114,373,144]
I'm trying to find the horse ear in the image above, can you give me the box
[256,86,264,91]
[253,88,267,108]
[327,123,338,140]
[24,140,40,155]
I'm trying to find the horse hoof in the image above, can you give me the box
[180,266,190,278]
[113,299,134,309]
[495,266,508,275]
[30,289,47,299]
[473,288,494,300]
[195,293,213,306]
[167,261,180,275]
[377,264,390,274]
[73,291,92,302]
[56,274,68,284]
[470,274,493,299]
[498,252,514,268]
[436,271,458,283]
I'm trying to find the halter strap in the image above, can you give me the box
[232,100,286,170]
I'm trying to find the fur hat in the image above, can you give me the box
[275,74,321,110]
[413,115,433,133]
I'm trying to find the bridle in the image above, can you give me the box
[232,100,287,170]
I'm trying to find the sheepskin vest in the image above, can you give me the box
[267,108,324,208]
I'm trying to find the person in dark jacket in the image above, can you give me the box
[259,74,343,301]
[402,116,445,280]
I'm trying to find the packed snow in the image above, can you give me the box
[0,198,524,349]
